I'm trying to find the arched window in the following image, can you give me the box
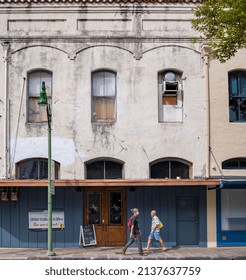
[86,160,123,179]
[158,69,183,122]
[91,70,116,122]
[150,158,191,179]
[28,70,52,122]
[17,158,60,179]
[229,70,246,122]
[222,158,246,169]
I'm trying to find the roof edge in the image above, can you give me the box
[0,0,204,5]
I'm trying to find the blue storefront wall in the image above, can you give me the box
[0,187,83,248]
[126,186,207,248]
[216,181,246,246]
[0,185,207,248]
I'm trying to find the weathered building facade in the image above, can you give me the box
[0,0,245,248]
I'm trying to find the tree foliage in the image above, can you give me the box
[192,0,246,62]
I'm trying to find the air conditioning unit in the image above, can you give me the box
[163,81,179,94]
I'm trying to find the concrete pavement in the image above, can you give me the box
[0,246,246,260]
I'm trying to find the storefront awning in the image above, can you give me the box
[0,178,220,187]
[220,179,246,188]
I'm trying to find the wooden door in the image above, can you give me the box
[84,187,126,246]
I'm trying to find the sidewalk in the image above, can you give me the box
[0,246,246,260]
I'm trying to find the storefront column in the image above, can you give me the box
[207,186,217,247]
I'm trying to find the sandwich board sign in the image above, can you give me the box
[79,224,97,247]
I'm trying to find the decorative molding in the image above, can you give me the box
[7,19,66,32]
[10,44,68,57]
[143,44,201,55]
[133,42,142,60]
[201,44,211,57]
[75,44,133,56]
[6,42,201,61]
[0,0,204,4]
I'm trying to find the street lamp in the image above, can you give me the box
[38,81,55,256]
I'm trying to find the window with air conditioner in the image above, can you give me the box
[158,70,183,122]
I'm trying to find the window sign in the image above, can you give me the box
[28,210,65,230]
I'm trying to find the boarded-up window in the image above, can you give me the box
[92,71,116,121]
[28,70,52,122]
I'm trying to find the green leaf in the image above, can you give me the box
[191,0,246,62]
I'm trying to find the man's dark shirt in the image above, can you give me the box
[131,216,140,235]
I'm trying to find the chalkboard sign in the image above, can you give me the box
[79,224,97,247]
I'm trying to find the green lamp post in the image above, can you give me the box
[38,82,55,256]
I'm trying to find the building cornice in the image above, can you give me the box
[0,0,203,4]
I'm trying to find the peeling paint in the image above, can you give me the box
[91,123,114,150]
[10,137,80,166]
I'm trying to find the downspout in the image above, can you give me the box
[202,46,215,248]
[202,44,211,178]
[2,42,10,179]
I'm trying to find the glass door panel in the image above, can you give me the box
[84,188,126,246]
[109,191,122,225]
[88,192,101,225]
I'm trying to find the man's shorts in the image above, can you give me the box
[149,231,161,241]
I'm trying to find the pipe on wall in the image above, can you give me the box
[202,44,211,178]
[1,42,10,179]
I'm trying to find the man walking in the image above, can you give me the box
[145,210,167,251]
[122,208,147,256]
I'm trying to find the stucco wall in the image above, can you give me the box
[0,4,206,180]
